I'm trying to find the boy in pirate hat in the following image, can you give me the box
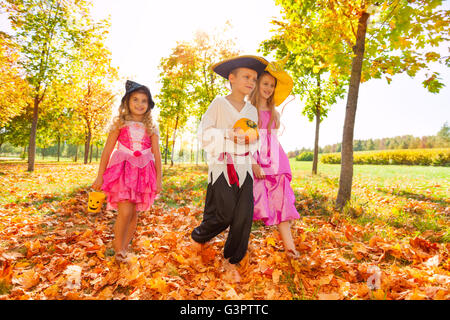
[191,55,268,264]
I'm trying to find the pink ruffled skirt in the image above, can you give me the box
[101,155,157,212]
[253,173,300,226]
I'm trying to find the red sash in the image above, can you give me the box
[218,152,249,187]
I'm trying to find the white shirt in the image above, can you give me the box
[198,96,259,187]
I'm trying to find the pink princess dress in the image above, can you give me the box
[253,111,300,225]
[102,121,157,212]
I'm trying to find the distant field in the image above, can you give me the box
[289,160,449,242]
[290,159,450,183]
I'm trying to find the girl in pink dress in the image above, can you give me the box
[92,80,162,263]
[250,63,300,260]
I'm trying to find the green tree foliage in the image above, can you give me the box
[157,24,241,165]
[259,38,347,175]
[0,33,30,127]
[2,0,97,171]
[157,42,196,165]
[273,0,449,208]
[70,16,118,164]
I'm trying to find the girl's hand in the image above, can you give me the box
[92,176,103,191]
[252,164,265,179]
[155,179,162,194]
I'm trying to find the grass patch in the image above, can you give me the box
[289,160,449,240]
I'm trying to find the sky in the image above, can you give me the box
[1,0,449,152]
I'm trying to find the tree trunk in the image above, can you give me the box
[84,129,91,164]
[96,144,99,161]
[312,106,321,175]
[196,119,200,166]
[312,74,321,175]
[89,143,93,163]
[57,135,61,162]
[74,145,78,162]
[171,115,179,167]
[164,127,169,165]
[196,136,199,166]
[27,96,40,172]
[0,134,4,155]
[336,12,370,210]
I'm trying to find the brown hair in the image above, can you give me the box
[110,88,157,136]
[249,71,277,132]
[228,67,242,90]
[229,68,241,77]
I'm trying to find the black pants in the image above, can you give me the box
[191,172,254,264]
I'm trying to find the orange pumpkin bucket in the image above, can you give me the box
[233,118,259,144]
[87,191,106,213]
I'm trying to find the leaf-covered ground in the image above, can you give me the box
[0,162,449,300]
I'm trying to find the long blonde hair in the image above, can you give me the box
[110,88,157,136]
[249,71,277,132]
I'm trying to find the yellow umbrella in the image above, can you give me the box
[265,57,294,106]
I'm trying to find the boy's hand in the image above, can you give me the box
[252,164,265,179]
[228,128,249,145]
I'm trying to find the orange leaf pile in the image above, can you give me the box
[0,163,449,300]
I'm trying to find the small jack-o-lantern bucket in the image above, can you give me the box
[88,191,106,213]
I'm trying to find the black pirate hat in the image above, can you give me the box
[122,80,155,109]
[211,55,269,79]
